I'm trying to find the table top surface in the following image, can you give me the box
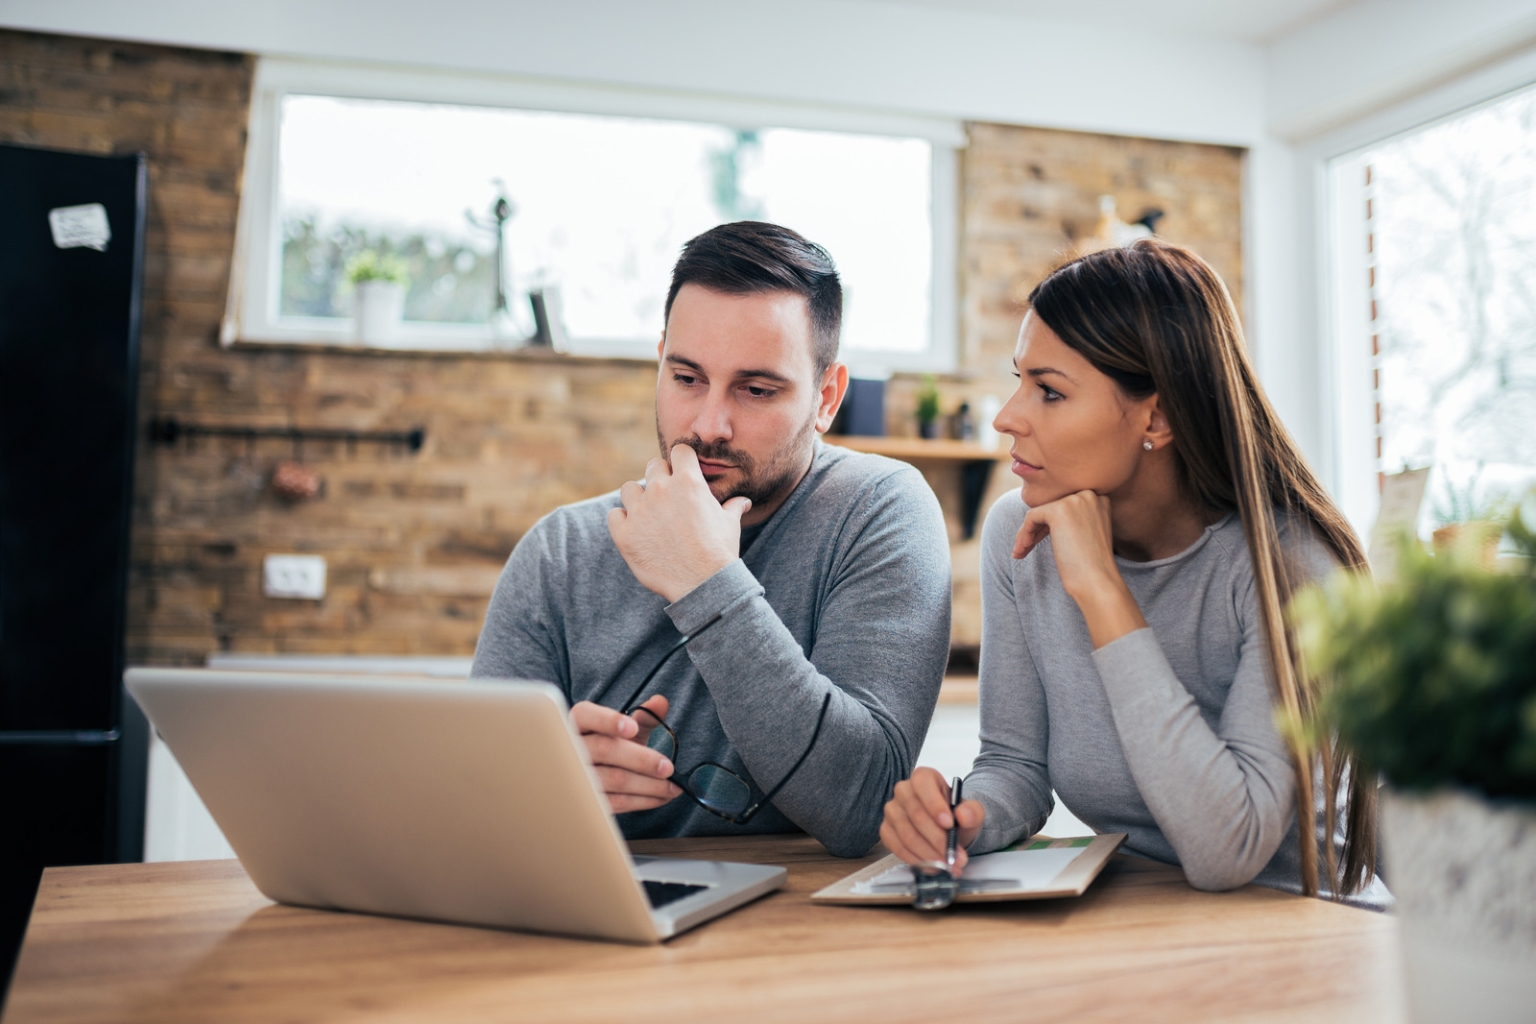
[3,835,1405,1024]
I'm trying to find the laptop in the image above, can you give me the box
[123,668,787,944]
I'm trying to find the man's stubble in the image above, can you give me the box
[656,410,819,512]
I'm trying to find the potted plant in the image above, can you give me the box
[346,250,409,345]
[916,375,942,440]
[1288,494,1536,1023]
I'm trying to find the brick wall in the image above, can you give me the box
[0,30,1245,660]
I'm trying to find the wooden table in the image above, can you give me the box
[3,835,1405,1023]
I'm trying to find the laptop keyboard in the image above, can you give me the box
[643,880,708,909]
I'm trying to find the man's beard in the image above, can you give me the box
[657,415,817,511]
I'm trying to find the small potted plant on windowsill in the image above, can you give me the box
[1288,494,1536,1023]
[916,375,942,440]
[346,251,409,346]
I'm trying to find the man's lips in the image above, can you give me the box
[697,459,736,474]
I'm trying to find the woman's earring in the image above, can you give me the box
[1142,440,1154,451]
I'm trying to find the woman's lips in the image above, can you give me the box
[1011,455,1042,476]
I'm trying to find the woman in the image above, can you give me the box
[881,240,1380,902]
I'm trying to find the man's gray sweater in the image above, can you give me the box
[471,440,952,857]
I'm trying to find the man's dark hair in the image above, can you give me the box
[664,221,842,380]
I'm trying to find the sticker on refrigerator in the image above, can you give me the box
[48,203,112,251]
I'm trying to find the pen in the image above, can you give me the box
[945,776,963,868]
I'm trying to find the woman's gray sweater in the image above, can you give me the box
[966,491,1387,906]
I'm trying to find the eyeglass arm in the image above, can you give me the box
[615,612,723,714]
[736,690,833,822]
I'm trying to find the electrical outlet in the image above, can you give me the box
[263,554,327,600]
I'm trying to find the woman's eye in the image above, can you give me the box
[1039,384,1063,402]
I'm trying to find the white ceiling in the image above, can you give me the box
[874,0,1363,43]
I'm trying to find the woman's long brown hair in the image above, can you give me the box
[1028,239,1376,897]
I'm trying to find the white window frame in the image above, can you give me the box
[1300,47,1536,540]
[223,56,966,370]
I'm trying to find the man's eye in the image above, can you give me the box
[673,373,700,386]
[744,386,777,399]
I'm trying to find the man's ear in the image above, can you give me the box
[656,333,665,362]
[815,363,850,433]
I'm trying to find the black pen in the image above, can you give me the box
[945,776,963,868]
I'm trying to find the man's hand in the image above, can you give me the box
[607,445,751,603]
[570,695,683,814]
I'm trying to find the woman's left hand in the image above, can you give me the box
[1013,490,1147,647]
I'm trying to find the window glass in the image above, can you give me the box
[1366,86,1536,524]
[277,95,932,353]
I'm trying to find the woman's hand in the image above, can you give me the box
[1013,490,1148,648]
[880,767,986,871]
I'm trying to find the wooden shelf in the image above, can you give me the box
[823,435,1009,541]
[823,436,1011,461]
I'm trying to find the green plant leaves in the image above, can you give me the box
[1289,499,1536,802]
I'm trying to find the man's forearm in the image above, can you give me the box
[666,560,946,856]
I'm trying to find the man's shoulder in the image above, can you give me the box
[806,439,933,508]
[520,490,624,553]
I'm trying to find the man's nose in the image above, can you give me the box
[690,386,734,442]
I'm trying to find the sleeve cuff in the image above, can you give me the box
[663,558,763,635]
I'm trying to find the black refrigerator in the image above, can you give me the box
[0,143,148,986]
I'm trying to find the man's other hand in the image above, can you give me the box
[607,444,750,603]
[570,695,683,814]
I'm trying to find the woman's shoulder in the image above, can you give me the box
[1209,508,1347,587]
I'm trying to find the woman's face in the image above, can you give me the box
[995,312,1156,507]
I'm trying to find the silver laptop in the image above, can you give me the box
[124,668,786,944]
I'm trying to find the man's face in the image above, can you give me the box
[656,284,843,525]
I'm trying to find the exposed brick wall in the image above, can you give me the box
[0,30,1245,660]
[0,29,657,664]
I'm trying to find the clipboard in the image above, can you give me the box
[811,834,1127,905]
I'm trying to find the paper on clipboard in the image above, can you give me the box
[852,847,1082,894]
[812,833,1126,905]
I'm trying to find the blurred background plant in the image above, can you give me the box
[342,249,409,287]
[1288,489,1536,802]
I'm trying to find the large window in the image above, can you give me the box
[1328,83,1536,534]
[228,59,962,368]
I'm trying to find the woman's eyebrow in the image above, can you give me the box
[1026,366,1072,381]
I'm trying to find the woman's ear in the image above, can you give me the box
[1143,394,1174,451]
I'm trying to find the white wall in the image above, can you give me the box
[1267,0,1536,142]
[0,0,1266,144]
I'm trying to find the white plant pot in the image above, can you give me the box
[353,280,404,345]
[1380,788,1536,1023]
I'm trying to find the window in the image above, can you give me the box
[227,59,963,369]
[1327,84,1536,535]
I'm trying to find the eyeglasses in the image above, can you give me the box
[609,615,831,825]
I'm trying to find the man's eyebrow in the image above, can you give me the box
[664,354,792,385]
[664,354,705,373]
[733,367,793,384]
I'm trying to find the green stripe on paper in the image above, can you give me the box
[1069,838,1092,848]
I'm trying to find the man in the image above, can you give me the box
[471,221,950,857]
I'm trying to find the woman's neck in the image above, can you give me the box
[1108,474,1217,563]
